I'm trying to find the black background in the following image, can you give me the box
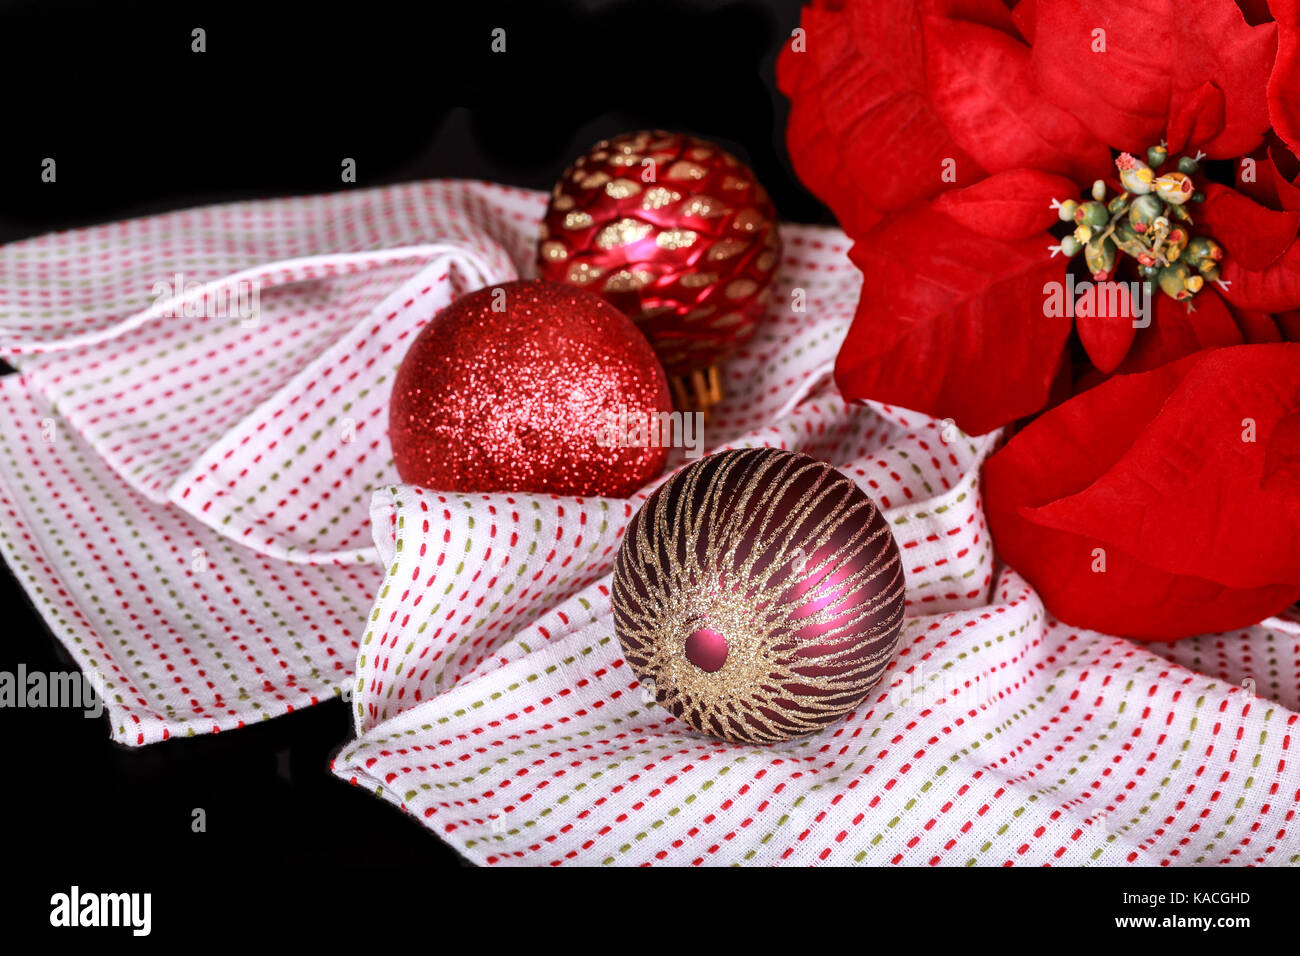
[0,0,828,243]
[0,0,820,884]
[0,0,1288,937]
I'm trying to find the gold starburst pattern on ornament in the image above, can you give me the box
[680,273,718,289]
[665,160,708,181]
[566,262,604,285]
[552,194,575,212]
[540,241,568,262]
[642,187,682,211]
[707,239,748,261]
[722,175,748,191]
[655,228,699,250]
[612,449,905,744]
[580,171,611,189]
[732,209,767,233]
[687,147,714,161]
[604,269,652,292]
[563,211,594,230]
[756,250,779,272]
[710,312,747,328]
[595,218,654,249]
[605,178,642,199]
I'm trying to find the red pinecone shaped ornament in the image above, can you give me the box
[537,130,781,412]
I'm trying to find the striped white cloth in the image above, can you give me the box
[0,181,1295,864]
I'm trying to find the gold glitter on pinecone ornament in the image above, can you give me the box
[537,130,781,413]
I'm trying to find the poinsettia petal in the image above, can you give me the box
[1047,346,1074,408]
[1198,183,1300,269]
[934,0,1019,24]
[778,0,1013,238]
[1031,0,1161,151]
[1219,240,1300,310]
[1075,281,1138,372]
[778,5,888,236]
[1032,0,1276,158]
[1231,139,1300,209]
[1269,0,1300,160]
[1237,0,1276,24]
[1170,9,1276,159]
[1071,365,1110,395]
[1228,304,1285,341]
[984,344,1300,640]
[1027,345,1300,586]
[1271,142,1300,208]
[1233,143,1281,206]
[923,16,1112,186]
[1117,289,1243,373]
[1166,82,1226,155]
[835,202,1071,434]
[1011,0,1038,43]
[1276,308,1300,336]
[930,168,1080,238]
[1264,410,1300,501]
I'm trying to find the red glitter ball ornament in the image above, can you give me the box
[537,130,781,410]
[613,448,906,744]
[389,279,672,497]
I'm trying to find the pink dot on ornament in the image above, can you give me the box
[685,628,729,673]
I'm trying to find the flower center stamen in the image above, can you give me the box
[1054,144,1223,302]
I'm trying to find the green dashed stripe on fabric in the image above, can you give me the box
[892,482,976,526]
[51,288,326,402]
[348,478,1027,864]
[957,642,1135,866]
[343,633,620,765]
[1189,699,1279,865]
[353,612,1040,865]
[756,615,1040,865]
[2,390,365,739]
[119,340,336,479]
[0,429,125,723]
[463,741,739,855]
[427,501,616,693]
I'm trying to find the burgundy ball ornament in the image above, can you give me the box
[612,448,906,744]
[389,279,672,497]
[537,130,781,412]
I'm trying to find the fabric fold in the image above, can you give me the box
[0,181,541,564]
[0,178,1294,868]
[0,375,379,745]
[334,551,1299,866]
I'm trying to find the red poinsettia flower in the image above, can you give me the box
[778,0,1300,638]
[984,344,1300,640]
